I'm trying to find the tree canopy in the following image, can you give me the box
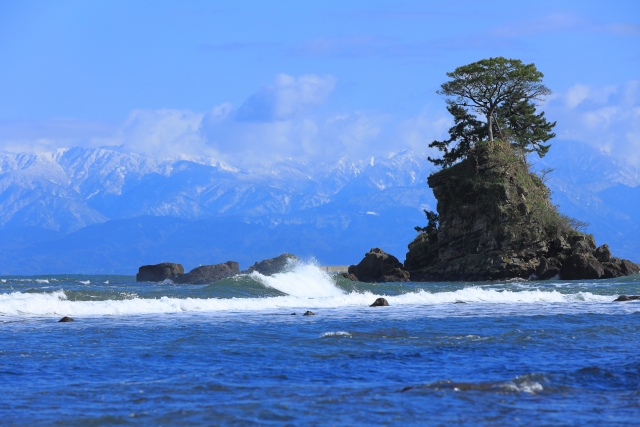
[429,57,556,168]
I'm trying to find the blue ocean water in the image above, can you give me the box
[1,262,639,426]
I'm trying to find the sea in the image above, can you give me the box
[1,260,639,426]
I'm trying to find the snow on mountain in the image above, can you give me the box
[0,141,639,274]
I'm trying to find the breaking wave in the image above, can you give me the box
[0,262,632,318]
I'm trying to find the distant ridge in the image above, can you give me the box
[0,141,639,274]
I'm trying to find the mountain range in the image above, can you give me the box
[0,141,638,275]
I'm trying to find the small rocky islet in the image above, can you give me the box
[346,141,639,284]
[135,253,298,284]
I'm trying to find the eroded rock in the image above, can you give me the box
[58,316,74,322]
[246,254,298,276]
[174,261,239,284]
[560,253,604,280]
[402,142,640,282]
[341,272,359,281]
[348,248,410,283]
[136,262,184,282]
[370,297,390,307]
[613,295,640,302]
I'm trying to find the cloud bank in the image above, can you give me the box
[547,80,640,165]
[0,74,638,167]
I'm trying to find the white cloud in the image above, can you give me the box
[109,108,211,160]
[547,80,640,165]
[398,106,451,154]
[235,74,336,121]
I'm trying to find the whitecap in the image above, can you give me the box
[320,331,351,338]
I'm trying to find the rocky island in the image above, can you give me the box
[404,141,639,281]
[349,57,639,283]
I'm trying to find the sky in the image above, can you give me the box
[0,0,638,165]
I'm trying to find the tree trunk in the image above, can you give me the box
[487,113,493,142]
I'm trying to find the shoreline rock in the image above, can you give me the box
[136,262,184,282]
[245,254,298,276]
[348,248,410,283]
[174,261,239,284]
[614,295,640,302]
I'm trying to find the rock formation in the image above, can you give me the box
[370,297,390,307]
[174,261,240,284]
[348,248,410,282]
[136,262,184,282]
[245,253,298,276]
[405,141,639,281]
[58,316,74,322]
[614,295,640,302]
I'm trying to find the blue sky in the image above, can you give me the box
[0,0,638,164]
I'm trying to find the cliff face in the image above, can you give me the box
[405,141,639,281]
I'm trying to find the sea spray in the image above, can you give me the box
[250,260,345,298]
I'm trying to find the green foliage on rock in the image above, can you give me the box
[431,140,571,244]
[430,57,556,167]
[415,209,439,236]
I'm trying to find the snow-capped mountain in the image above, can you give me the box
[0,141,638,274]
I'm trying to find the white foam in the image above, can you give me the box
[79,280,90,285]
[251,261,344,298]
[0,287,624,318]
[0,264,627,318]
[35,279,49,284]
[320,331,351,337]
[1,279,6,283]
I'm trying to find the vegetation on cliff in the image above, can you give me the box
[406,141,638,281]
[405,58,639,281]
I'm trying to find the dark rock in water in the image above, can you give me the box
[58,316,74,322]
[290,313,296,315]
[303,310,316,316]
[370,297,390,307]
[560,253,604,280]
[402,141,640,282]
[246,253,298,276]
[136,262,184,282]
[348,248,410,283]
[174,261,239,284]
[454,301,466,304]
[614,295,640,302]
[341,272,359,281]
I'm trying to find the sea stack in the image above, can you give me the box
[404,141,639,281]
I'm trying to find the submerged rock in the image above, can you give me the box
[303,310,316,316]
[58,316,74,322]
[246,254,298,276]
[174,261,239,284]
[614,295,640,302]
[403,141,640,282]
[136,262,184,282]
[370,297,390,307]
[341,272,359,281]
[348,248,410,283]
